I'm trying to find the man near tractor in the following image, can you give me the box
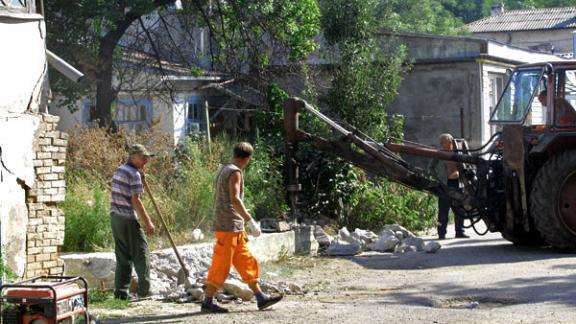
[201,142,283,313]
[110,144,156,300]
[431,134,468,240]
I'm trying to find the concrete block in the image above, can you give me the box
[27,262,41,270]
[36,254,51,262]
[28,218,43,226]
[57,147,66,152]
[60,132,69,140]
[28,247,42,255]
[52,153,66,160]
[43,261,57,268]
[39,174,58,181]
[33,160,44,167]
[45,131,61,138]
[27,241,35,248]
[53,139,67,147]
[51,166,65,173]
[294,225,319,256]
[35,166,51,174]
[37,138,52,145]
[49,267,64,275]
[41,146,59,153]
[43,159,53,166]
[43,246,58,253]
[36,152,51,159]
[52,194,65,202]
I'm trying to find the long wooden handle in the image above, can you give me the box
[143,179,189,277]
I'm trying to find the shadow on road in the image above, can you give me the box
[98,311,202,323]
[348,237,572,270]
[383,272,576,307]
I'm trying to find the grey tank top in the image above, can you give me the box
[213,164,245,232]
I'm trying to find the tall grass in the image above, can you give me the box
[62,178,112,252]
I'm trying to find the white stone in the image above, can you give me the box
[326,238,362,256]
[424,241,442,253]
[191,228,204,242]
[223,278,253,301]
[381,224,416,239]
[367,231,400,252]
[400,237,425,252]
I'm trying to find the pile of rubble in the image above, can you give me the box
[314,224,441,256]
[145,235,303,302]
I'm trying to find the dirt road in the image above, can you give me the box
[96,230,576,323]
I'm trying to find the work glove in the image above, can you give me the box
[246,218,261,237]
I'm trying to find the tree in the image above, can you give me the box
[375,0,465,35]
[46,0,320,127]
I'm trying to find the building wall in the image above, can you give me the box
[1,15,67,278]
[387,60,483,150]
[474,29,576,56]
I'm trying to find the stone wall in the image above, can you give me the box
[25,114,67,277]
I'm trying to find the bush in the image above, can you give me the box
[244,135,289,220]
[346,179,438,232]
[62,179,112,252]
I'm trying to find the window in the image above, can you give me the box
[0,0,35,14]
[114,98,152,132]
[553,69,576,127]
[490,69,543,123]
[187,100,205,134]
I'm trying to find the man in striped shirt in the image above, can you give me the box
[111,144,156,300]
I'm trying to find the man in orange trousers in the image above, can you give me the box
[202,142,283,313]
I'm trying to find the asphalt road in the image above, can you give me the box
[98,229,576,324]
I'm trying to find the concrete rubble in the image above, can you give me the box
[324,224,442,256]
[63,231,306,303]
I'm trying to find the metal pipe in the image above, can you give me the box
[297,98,350,136]
[384,142,481,164]
[46,50,84,83]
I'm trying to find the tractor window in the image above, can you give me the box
[553,70,576,127]
[490,69,543,124]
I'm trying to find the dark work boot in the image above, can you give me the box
[201,297,229,313]
[201,302,229,313]
[256,293,284,310]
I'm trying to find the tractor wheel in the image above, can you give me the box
[501,228,545,246]
[530,149,576,250]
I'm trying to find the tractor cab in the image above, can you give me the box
[489,63,576,128]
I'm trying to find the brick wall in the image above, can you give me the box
[25,114,67,277]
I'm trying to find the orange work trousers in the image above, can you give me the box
[206,231,259,289]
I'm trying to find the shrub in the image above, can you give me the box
[345,179,438,232]
[62,179,112,252]
[244,135,289,220]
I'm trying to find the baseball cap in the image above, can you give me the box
[128,144,154,157]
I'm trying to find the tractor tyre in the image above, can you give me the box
[501,228,545,246]
[530,149,576,250]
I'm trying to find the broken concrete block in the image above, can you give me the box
[400,237,425,251]
[382,224,415,239]
[367,229,400,252]
[424,241,442,253]
[327,238,362,256]
[223,278,254,301]
[260,218,292,232]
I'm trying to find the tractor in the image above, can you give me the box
[283,61,576,250]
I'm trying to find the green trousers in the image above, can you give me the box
[111,214,150,297]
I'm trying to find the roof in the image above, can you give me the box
[467,7,576,33]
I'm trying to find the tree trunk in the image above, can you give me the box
[95,40,115,128]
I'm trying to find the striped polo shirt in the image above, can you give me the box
[111,163,144,219]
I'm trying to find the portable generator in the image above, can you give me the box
[0,275,89,324]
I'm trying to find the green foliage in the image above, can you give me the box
[0,254,15,281]
[62,179,113,252]
[376,0,464,35]
[244,135,289,220]
[89,290,130,309]
[345,180,438,232]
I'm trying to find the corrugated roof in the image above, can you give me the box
[467,7,576,33]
